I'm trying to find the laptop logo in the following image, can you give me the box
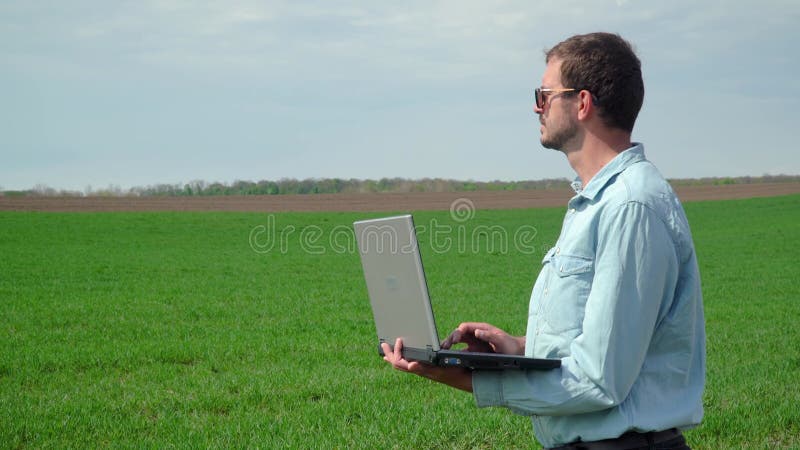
[385,276,400,291]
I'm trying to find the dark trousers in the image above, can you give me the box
[547,429,689,450]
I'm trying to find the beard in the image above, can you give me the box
[540,115,579,151]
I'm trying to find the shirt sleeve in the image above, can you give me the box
[473,201,679,416]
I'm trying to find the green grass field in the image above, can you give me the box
[1,194,799,449]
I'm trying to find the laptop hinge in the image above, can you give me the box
[425,344,436,364]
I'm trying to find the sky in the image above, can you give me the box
[2,0,799,192]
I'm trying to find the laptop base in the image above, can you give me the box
[379,343,561,370]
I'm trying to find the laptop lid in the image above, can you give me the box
[353,215,441,360]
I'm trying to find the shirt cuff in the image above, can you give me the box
[472,370,505,408]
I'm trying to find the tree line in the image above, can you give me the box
[3,175,799,197]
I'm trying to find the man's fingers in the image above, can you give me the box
[381,342,396,360]
[443,323,495,346]
[407,361,424,374]
[474,329,493,342]
[458,322,495,334]
[441,329,461,349]
[382,338,415,372]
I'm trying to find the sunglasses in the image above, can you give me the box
[534,87,579,109]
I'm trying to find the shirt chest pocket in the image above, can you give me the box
[541,253,594,333]
[552,253,593,277]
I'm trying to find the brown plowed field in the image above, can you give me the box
[1,183,799,212]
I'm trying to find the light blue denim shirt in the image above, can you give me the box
[472,144,706,448]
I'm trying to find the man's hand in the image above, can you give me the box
[441,322,525,356]
[381,338,473,392]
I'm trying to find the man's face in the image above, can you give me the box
[536,58,579,152]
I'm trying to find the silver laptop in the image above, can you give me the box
[354,214,561,370]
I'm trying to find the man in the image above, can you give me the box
[382,32,706,450]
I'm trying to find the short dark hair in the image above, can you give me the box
[546,32,644,133]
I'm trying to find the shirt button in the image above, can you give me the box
[560,265,564,272]
[544,288,549,295]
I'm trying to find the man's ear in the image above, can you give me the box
[576,90,594,121]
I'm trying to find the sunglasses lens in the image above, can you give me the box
[535,88,542,109]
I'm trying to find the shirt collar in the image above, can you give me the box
[570,143,646,202]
